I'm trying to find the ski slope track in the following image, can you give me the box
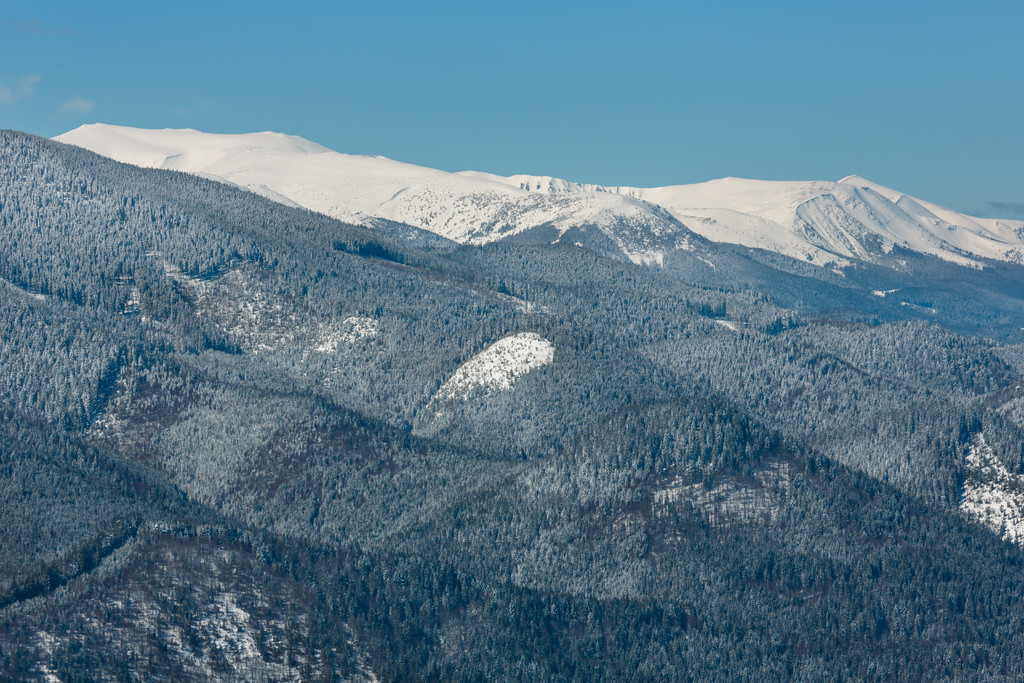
[56,124,1024,269]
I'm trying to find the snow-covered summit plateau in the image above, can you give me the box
[56,124,1024,268]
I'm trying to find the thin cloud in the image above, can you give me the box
[990,202,1024,219]
[0,74,40,106]
[56,97,95,117]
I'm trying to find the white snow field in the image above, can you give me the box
[961,434,1024,545]
[430,333,555,408]
[57,124,1024,268]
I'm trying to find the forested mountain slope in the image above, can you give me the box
[4,130,1024,679]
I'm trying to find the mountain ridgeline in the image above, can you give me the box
[3,129,1024,679]
[56,124,1024,270]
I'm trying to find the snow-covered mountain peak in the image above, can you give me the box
[58,124,332,170]
[55,124,1024,270]
[837,174,904,200]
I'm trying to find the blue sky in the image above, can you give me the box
[1,0,1021,217]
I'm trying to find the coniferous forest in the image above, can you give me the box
[5,130,1024,679]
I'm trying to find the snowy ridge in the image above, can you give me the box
[429,333,554,410]
[55,125,690,260]
[629,177,1024,267]
[961,434,1024,545]
[56,124,1024,269]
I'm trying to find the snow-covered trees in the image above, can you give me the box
[6,130,1024,678]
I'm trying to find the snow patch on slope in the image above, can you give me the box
[961,434,1024,544]
[625,249,665,267]
[315,316,380,352]
[713,319,744,332]
[162,263,378,355]
[196,593,264,665]
[430,333,554,409]
[0,275,47,301]
[654,461,791,528]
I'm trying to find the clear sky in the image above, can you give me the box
[2,0,1021,218]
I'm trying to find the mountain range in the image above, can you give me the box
[4,126,1024,679]
[57,123,1024,269]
